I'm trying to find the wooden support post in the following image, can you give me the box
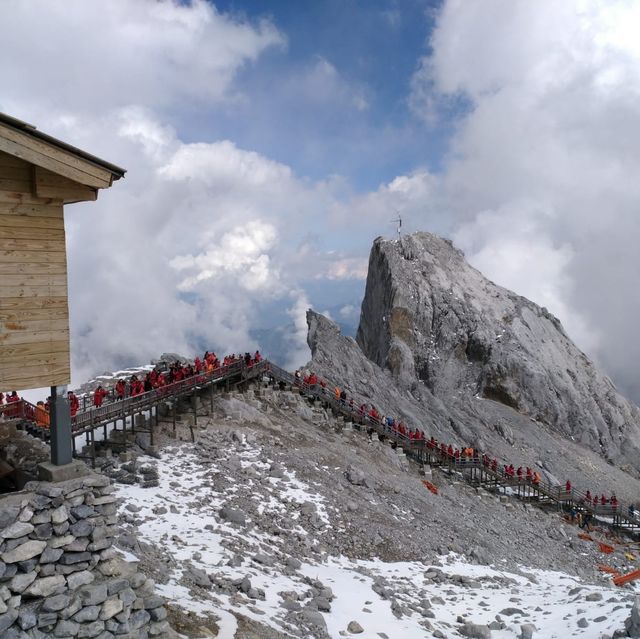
[192,393,197,427]
[150,411,154,446]
[172,403,176,433]
[210,383,214,412]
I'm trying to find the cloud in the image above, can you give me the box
[323,258,369,281]
[284,291,313,370]
[339,304,358,319]
[0,0,284,115]
[408,0,640,400]
[170,220,279,293]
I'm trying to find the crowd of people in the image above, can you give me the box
[295,368,639,524]
[0,350,264,423]
[97,350,262,407]
[4,360,639,525]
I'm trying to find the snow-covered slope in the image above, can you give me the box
[106,385,640,638]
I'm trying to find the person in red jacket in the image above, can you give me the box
[115,379,126,400]
[93,385,107,408]
[67,391,79,417]
[5,391,20,418]
[565,480,572,492]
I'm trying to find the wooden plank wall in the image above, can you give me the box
[0,150,71,390]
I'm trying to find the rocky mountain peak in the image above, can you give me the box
[311,231,640,476]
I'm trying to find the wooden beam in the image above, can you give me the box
[0,285,68,298]
[0,262,67,275]
[0,339,69,357]
[0,251,67,263]
[0,165,31,180]
[1,317,68,332]
[0,274,68,287]
[0,177,31,193]
[0,191,61,206]
[0,297,68,311]
[2,227,65,241]
[0,240,65,255]
[0,213,64,231]
[0,328,70,346]
[0,126,111,189]
[0,351,70,368]
[0,150,30,168]
[0,307,68,322]
[34,166,98,203]
[0,360,71,388]
[0,202,64,217]
[0,370,71,390]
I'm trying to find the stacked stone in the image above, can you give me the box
[0,474,173,638]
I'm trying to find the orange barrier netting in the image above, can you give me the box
[422,480,439,495]
[613,568,640,587]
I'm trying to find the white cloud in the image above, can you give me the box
[0,0,284,115]
[339,304,358,319]
[170,220,279,293]
[408,0,640,399]
[323,258,369,281]
[284,291,312,370]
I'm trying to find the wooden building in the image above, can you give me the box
[0,112,125,392]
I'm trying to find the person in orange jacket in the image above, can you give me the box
[35,401,50,428]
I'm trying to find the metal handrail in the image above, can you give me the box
[4,359,639,529]
[263,366,640,530]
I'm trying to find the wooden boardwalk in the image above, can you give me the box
[264,362,640,536]
[3,358,639,534]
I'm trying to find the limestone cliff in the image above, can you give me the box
[308,232,640,477]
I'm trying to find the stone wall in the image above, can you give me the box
[0,474,174,638]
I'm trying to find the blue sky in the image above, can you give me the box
[3,0,640,403]
[178,0,449,190]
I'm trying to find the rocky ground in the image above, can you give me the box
[100,382,640,638]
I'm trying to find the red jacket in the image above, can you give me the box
[93,388,107,407]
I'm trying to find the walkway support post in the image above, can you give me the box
[50,385,73,466]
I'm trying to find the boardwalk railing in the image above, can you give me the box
[263,365,640,533]
[3,359,639,532]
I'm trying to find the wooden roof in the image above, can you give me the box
[0,112,126,194]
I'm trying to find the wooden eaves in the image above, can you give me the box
[0,112,126,204]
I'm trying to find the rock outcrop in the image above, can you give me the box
[310,232,640,477]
